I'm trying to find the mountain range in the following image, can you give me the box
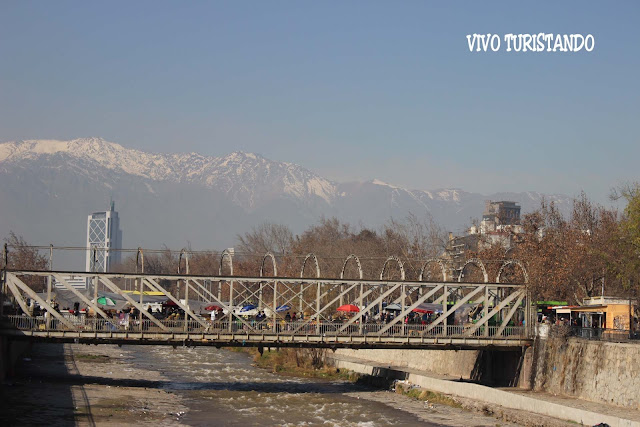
[0,138,572,259]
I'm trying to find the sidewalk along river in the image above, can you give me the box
[132,345,514,426]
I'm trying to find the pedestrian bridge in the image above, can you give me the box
[1,258,533,350]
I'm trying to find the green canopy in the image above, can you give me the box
[536,301,568,306]
[97,296,116,306]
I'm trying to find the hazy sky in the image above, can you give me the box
[1,1,638,205]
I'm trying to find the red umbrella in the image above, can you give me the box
[412,308,433,314]
[205,304,223,311]
[337,304,359,313]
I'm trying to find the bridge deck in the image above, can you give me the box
[1,316,531,350]
[3,328,531,350]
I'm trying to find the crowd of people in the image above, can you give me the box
[203,306,437,329]
[11,298,453,333]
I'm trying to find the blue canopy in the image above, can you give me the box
[276,304,291,313]
[240,304,257,312]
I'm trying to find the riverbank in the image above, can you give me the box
[0,343,188,426]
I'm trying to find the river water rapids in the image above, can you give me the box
[131,346,510,426]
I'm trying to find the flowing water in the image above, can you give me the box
[130,346,505,426]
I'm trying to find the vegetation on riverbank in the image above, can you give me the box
[231,347,361,381]
[394,382,462,408]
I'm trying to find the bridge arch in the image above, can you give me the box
[136,248,144,274]
[496,259,529,283]
[260,252,278,277]
[300,253,320,278]
[219,249,233,276]
[178,249,189,274]
[418,258,447,282]
[457,258,488,283]
[379,256,405,281]
[340,254,363,280]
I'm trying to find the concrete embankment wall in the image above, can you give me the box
[532,337,640,409]
[336,336,640,409]
[330,357,640,427]
[334,348,480,379]
[334,348,525,387]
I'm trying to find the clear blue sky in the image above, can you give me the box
[1,1,638,204]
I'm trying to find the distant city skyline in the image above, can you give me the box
[1,1,638,206]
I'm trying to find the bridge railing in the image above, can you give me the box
[1,314,526,338]
[567,326,639,343]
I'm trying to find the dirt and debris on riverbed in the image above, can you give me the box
[0,343,187,426]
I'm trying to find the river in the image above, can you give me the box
[130,345,510,426]
[2,342,515,426]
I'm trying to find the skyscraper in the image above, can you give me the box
[85,201,122,272]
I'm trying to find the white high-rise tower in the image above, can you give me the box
[85,201,122,272]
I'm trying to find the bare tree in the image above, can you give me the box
[383,213,448,277]
[236,222,293,256]
[3,232,48,291]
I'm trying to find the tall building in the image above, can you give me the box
[54,275,89,290]
[85,201,122,272]
[444,200,523,280]
[480,200,521,233]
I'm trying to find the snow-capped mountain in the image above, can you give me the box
[0,137,572,259]
[0,138,336,208]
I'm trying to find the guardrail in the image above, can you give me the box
[568,326,639,343]
[1,315,526,338]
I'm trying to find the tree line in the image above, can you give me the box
[4,183,640,306]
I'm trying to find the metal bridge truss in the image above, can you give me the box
[1,268,533,350]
